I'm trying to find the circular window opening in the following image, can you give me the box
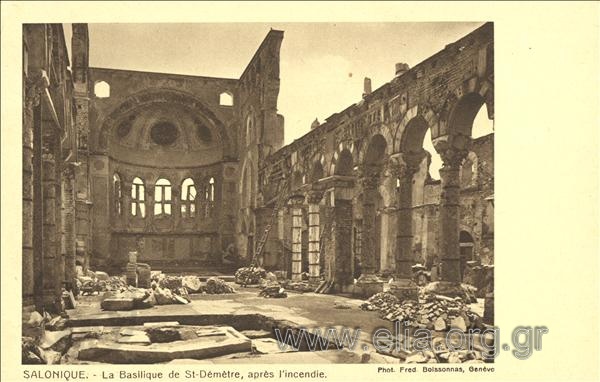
[116,115,135,138]
[150,122,178,146]
[196,123,212,143]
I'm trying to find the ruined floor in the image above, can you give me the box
[57,285,484,364]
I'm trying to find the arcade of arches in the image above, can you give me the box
[22,22,493,313]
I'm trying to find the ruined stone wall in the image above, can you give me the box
[256,23,493,285]
[236,30,284,263]
[412,133,494,267]
[23,24,80,312]
[86,68,240,269]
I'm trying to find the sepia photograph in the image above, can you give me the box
[20,21,495,365]
[3,2,598,381]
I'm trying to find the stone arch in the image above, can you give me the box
[399,115,430,154]
[96,88,232,157]
[393,105,438,153]
[360,133,388,167]
[333,149,353,176]
[310,160,324,183]
[441,78,494,139]
[329,140,355,176]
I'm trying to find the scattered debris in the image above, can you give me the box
[79,275,127,295]
[360,292,484,332]
[182,276,202,293]
[259,285,287,298]
[201,277,235,294]
[46,315,68,331]
[22,337,44,364]
[281,280,314,293]
[333,301,352,310]
[235,267,267,285]
[40,329,72,353]
[158,276,183,291]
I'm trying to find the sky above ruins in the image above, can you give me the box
[64,22,493,177]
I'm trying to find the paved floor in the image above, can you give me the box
[66,285,484,364]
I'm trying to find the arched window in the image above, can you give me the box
[245,115,253,146]
[206,177,215,202]
[202,177,216,218]
[219,91,233,106]
[181,178,196,218]
[113,173,122,215]
[131,177,146,218]
[94,81,110,98]
[154,178,172,216]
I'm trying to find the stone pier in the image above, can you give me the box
[388,153,424,302]
[307,191,323,281]
[355,167,383,297]
[429,139,472,297]
[289,195,305,281]
[42,152,60,312]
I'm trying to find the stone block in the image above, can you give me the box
[40,329,71,353]
[252,338,297,354]
[71,326,104,335]
[120,328,146,337]
[240,330,272,339]
[118,334,151,345]
[77,327,252,364]
[143,322,180,328]
[101,298,134,311]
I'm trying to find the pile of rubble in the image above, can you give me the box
[22,311,72,364]
[101,284,191,311]
[201,277,235,294]
[153,274,235,295]
[234,267,267,285]
[100,274,238,310]
[259,285,287,298]
[78,272,127,295]
[360,292,484,332]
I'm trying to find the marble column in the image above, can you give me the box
[62,165,77,291]
[355,166,384,297]
[23,79,39,307]
[307,191,323,281]
[388,153,423,301]
[438,149,468,283]
[431,138,471,297]
[42,152,60,312]
[289,195,305,281]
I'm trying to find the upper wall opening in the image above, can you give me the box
[219,92,233,106]
[94,81,110,98]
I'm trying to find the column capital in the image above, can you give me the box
[288,193,305,206]
[388,151,426,179]
[25,69,50,108]
[357,164,381,191]
[433,135,472,169]
[306,190,324,205]
[62,164,76,179]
